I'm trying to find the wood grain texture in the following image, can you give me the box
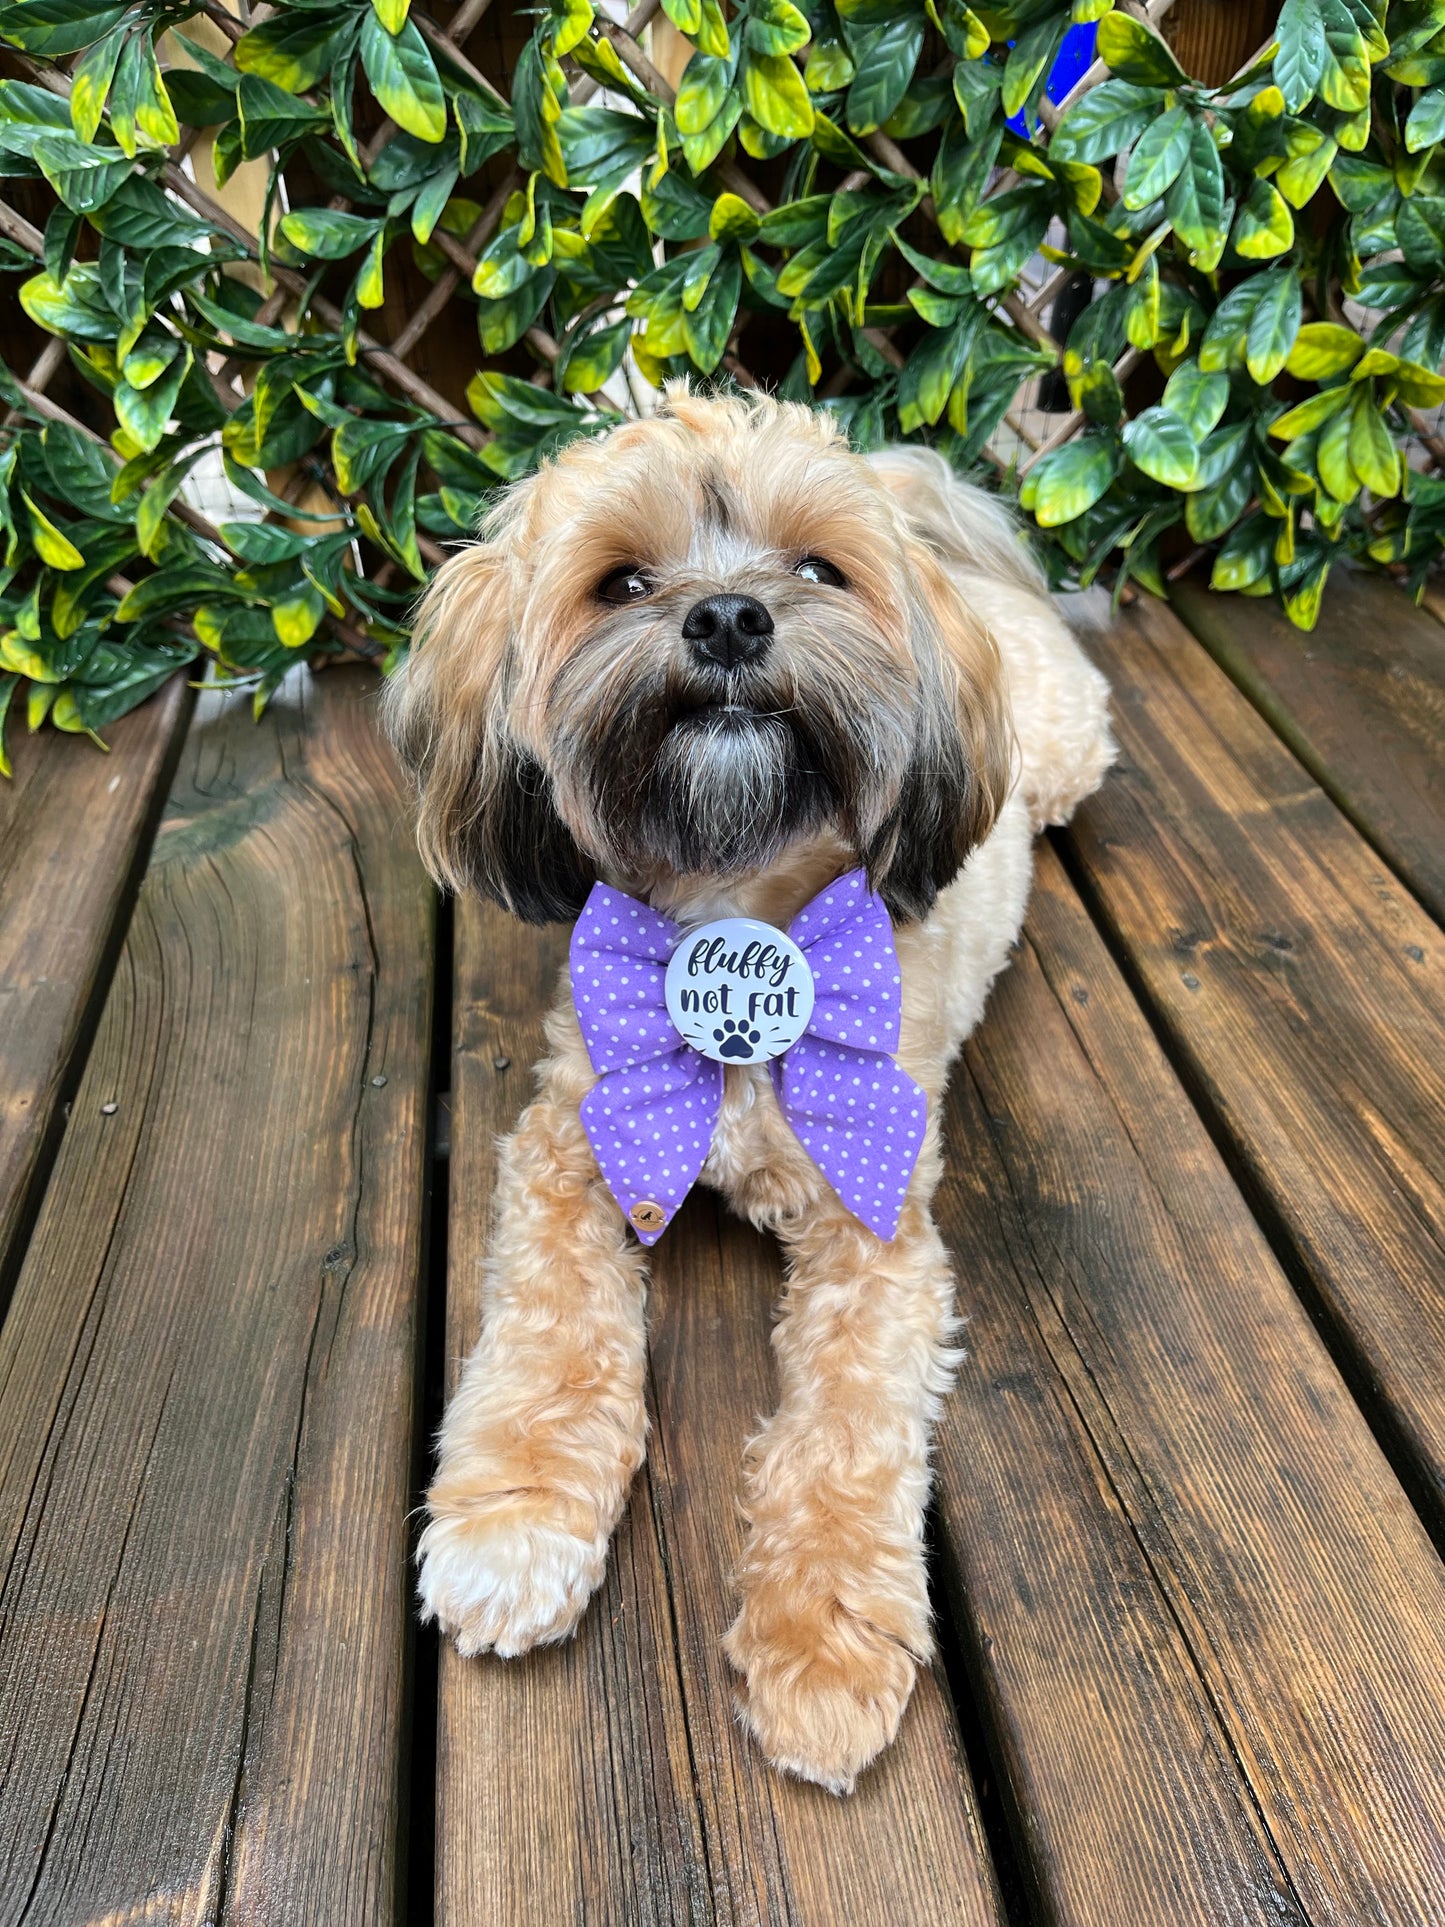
[0,675,191,1299]
[1060,597,1445,1525]
[0,669,433,1926]
[1171,570,1445,926]
[437,896,1003,1927]
[935,841,1445,1927]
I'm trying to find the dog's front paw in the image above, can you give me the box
[724,1581,925,1794]
[417,1497,609,1658]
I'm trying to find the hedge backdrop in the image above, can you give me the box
[0,0,1441,763]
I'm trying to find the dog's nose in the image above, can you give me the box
[682,593,774,670]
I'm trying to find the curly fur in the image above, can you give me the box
[388,388,1113,1793]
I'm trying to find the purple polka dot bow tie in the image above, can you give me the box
[569,869,927,1246]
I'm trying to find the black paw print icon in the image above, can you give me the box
[714,1018,761,1060]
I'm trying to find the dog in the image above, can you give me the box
[386,386,1113,1793]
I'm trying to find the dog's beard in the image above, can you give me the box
[640,703,829,873]
[559,656,856,877]
[549,616,923,882]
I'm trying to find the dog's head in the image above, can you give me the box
[386,388,1011,924]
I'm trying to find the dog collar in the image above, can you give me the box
[569,870,926,1245]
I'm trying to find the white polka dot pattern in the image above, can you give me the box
[570,871,926,1245]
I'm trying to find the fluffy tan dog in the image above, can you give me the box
[387,387,1112,1793]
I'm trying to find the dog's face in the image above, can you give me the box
[387,389,1011,924]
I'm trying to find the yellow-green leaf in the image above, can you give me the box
[357,228,386,308]
[1348,388,1399,496]
[1316,403,1358,503]
[1233,176,1294,258]
[273,584,326,647]
[1285,322,1362,380]
[1268,386,1352,439]
[22,493,84,570]
[709,191,760,242]
[741,51,814,139]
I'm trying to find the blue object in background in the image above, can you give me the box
[1005,22,1098,136]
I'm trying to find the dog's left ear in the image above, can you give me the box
[865,545,1013,923]
[384,522,596,923]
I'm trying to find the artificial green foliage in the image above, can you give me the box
[0,0,1442,770]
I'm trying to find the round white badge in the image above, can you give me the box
[664,916,815,1065]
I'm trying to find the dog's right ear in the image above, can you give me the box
[384,536,596,923]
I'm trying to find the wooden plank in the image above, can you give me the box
[0,669,433,1925]
[437,897,1003,1927]
[936,839,1445,1925]
[1172,570,1445,926]
[1060,596,1445,1525]
[0,676,191,1299]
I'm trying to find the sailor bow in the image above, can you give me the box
[569,869,927,1245]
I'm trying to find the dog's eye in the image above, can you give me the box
[794,556,845,587]
[598,566,654,604]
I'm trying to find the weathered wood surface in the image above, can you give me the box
[1060,597,1445,1526]
[0,675,191,1301]
[1172,570,1445,926]
[936,842,1445,1927]
[0,669,433,1926]
[436,896,1003,1927]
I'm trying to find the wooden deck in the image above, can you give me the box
[0,573,1443,1926]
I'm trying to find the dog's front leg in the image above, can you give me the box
[724,1171,956,1793]
[418,1070,648,1657]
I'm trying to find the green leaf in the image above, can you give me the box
[558,314,629,393]
[743,50,815,138]
[1276,123,1336,207]
[746,0,810,58]
[675,31,740,135]
[1096,12,1187,87]
[234,14,346,93]
[1275,0,1327,109]
[70,25,125,144]
[1049,78,1159,164]
[896,308,983,432]
[134,35,179,149]
[334,417,417,495]
[1028,437,1120,527]
[683,246,741,372]
[1397,198,1445,276]
[1164,115,1228,268]
[1316,402,1358,502]
[21,492,84,569]
[1285,322,1363,379]
[1405,87,1445,153]
[360,12,447,144]
[113,348,190,454]
[1347,387,1399,496]
[1162,361,1229,440]
[1001,14,1067,121]
[1122,406,1199,486]
[135,453,201,560]
[1244,268,1301,385]
[1211,512,1273,590]
[20,265,116,342]
[1122,105,1192,210]
[280,208,384,259]
[372,0,411,30]
[89,178,215,252]
[0,0,128,56]
[1232,176,1294,258]
[31,134,133,213]
[846,14,925,135]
